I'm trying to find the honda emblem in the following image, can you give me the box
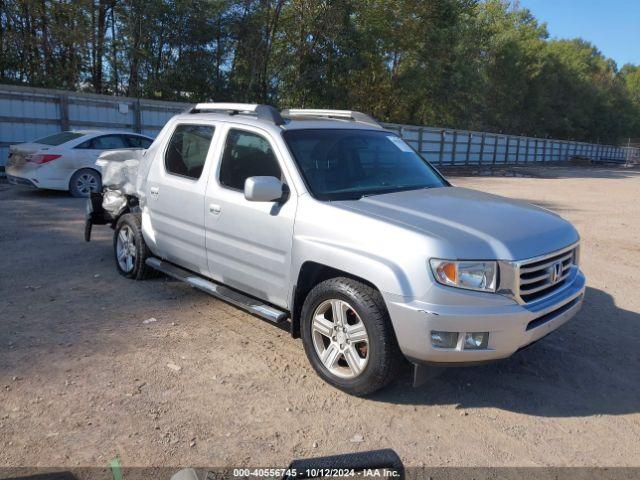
[549,261,563,283]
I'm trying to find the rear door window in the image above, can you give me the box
[91,135,129,150]
[76,135,129,150]
[35,132,83,146]
[218,129,282,190]
[164,124,215,180]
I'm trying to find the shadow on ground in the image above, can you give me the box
[0,180,73,198]
[442,164,640,180]
[374,286,640,417]
[2,182,639,422]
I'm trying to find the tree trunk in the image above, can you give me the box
[0,0,5,78]
[260,0,285,102]
[128,0,142,97]
[92,0,107,92]
[214,11,223,97]
[110,0,119,94]
[39,0,51,77]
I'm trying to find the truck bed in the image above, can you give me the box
[96,148,147,196]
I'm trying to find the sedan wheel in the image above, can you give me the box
[76,172,99,195]
[69,169,102,197]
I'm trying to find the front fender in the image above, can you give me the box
[290,235,416,301]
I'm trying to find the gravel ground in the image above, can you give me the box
[1,165,639,469]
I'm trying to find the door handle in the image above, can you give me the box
[150,186,160,196]
[209,203,221,215]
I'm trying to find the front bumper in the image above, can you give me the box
[384,268,586,364]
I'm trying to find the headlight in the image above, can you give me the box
[429,259,497,292]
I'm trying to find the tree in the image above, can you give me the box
[0,0,638,142]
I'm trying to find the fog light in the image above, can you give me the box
[431,331,458,348]
[464,332,489,350]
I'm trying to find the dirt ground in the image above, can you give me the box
[1,165,639,470]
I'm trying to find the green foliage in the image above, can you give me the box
[0,0,637,142]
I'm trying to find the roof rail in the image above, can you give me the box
[187,102,284,126]
[282,109,381,128]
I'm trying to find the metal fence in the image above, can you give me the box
[383,123,640,167]
[0,83,186,172]
[1,83,638,174]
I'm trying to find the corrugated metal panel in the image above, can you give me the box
[382,123,637,166]
[1,84,637,175]
[0,84,186,173]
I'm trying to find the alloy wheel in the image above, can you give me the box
[311,299,369,379]
[76,172,99,196]
[116,225,136,272]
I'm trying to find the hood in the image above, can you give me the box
[337,186,578,261]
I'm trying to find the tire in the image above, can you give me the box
[300,277,403,396]
[113,213,158,280]
[69,168,102,198]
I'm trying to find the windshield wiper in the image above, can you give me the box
[359,185,429,199]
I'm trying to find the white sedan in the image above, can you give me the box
[5,130,154,197]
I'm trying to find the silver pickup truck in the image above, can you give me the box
[86,104,585,395]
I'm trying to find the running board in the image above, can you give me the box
[145,258,288,323]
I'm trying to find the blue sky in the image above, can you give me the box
[519,0,640,67]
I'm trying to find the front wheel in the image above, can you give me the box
[300,277,403,396]
[113,214,158,280]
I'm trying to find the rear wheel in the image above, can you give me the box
[114,214,158,280]
[69,168,102,197]
[300,277,403,396]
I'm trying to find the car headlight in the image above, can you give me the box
[429,259,497,292]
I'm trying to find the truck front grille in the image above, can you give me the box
[517,246,577,303]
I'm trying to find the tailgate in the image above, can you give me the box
[96,148,145,195]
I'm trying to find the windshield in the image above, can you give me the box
[282,129,447,200]
[34,131,83,146]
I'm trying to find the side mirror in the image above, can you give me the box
[244,176,285,202]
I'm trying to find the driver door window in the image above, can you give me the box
[218,129,282,190]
